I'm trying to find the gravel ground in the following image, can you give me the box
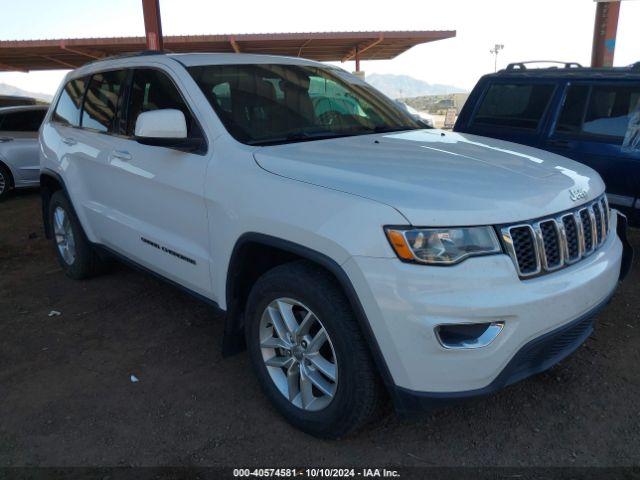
[1,190,639,469]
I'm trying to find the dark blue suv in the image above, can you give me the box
[455,62,640,226]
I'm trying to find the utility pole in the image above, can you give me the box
[591,0,621,67]
[490,44,504,72]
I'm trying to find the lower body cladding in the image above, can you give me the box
[343,212,629,413]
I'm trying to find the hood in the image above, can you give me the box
[253,129,605,226]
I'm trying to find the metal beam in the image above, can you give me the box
[40,56,78,69]
[591,0,621,67]
[229,36,241,53]
[297,39,312,57]
[59,42,105,59]
[0,61,27,72]
[142,0,163,51]
[342,35,384,62]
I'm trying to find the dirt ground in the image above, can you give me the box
[1,190,639,469]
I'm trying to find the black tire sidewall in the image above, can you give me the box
[245,263,377,437]
[0,166,11,200]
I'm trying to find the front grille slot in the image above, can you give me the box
[539,220,561,268]
[601,198,609,234]
[502,195,609,279]
[510,226,538,275]
[593,204,603,245]
[580,208,593,252]
[562,215,580,261]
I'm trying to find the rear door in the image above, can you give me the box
[0,108,46,186]
[544,82,640,219]
[95,67,213,297]
[459,80,559,148]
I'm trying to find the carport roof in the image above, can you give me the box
[0,31,456,72]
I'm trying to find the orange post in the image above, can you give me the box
[142,0,164,51]
[591,0,621,67]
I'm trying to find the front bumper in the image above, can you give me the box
[392,293,608,413]
[342,212,628,411]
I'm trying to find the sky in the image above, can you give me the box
[1,0,639,95]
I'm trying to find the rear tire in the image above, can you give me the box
[245,260,385,438]
[0,164,12,200]
[48,191,105,279]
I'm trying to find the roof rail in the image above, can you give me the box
[504,61,583,71]
[83,50,167,68]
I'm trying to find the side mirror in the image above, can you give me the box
[134,109,202,151]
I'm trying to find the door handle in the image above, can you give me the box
[62,137,77,146]
[111,150,132,161]
[0,137,13,142]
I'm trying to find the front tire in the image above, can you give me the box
[48,191,105,279]
[245,261,385,438]
[0,164,12,200]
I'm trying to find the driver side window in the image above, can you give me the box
[126,68,203,141]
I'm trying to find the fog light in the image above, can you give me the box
[435,322,504,349]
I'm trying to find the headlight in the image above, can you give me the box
[385,226,502,265]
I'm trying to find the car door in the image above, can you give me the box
[95,67,213,297]
[544,82,640,220]
[0,108,46,186]
[459,80,559,148]
[47,76,95,231]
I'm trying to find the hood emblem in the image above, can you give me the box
[569,187,588,202]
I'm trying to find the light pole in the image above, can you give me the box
[490,44,504,72]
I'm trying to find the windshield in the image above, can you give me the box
[187,63,424,146]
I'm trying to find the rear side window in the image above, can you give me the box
[472,83,555,130]
[53,78,87,126]
[555,85,590,134]
[126,69,201,139]
[0,109,46,132]
[81,70,128,133]
[583,85,640,139]
[555,84,640,140]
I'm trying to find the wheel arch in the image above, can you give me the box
[40,169,67,239]
[0,157,15,189]
[223,232,396,394]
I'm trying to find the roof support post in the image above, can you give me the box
[341,34,384,63]
[355,46,360,72]
[229,36,241,53]
[591,0,620,67]
[142,0,164,51]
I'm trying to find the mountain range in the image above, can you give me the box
[0,83,53,102]
[366,73,466,99]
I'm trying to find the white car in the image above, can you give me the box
[0,105,48,199]
[396,100,435,128]
[39,53,632,438]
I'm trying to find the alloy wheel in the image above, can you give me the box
[53,206,76,265]
[0,171,5,195]
[259,298,338,411]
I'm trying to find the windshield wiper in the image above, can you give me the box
[369,125,421,133]
[248,130,358,146]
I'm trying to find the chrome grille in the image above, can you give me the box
[501,195,610,279]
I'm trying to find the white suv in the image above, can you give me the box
[39,53,632,438]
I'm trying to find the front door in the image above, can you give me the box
[96,67,214,298]
[545,82,640,221]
